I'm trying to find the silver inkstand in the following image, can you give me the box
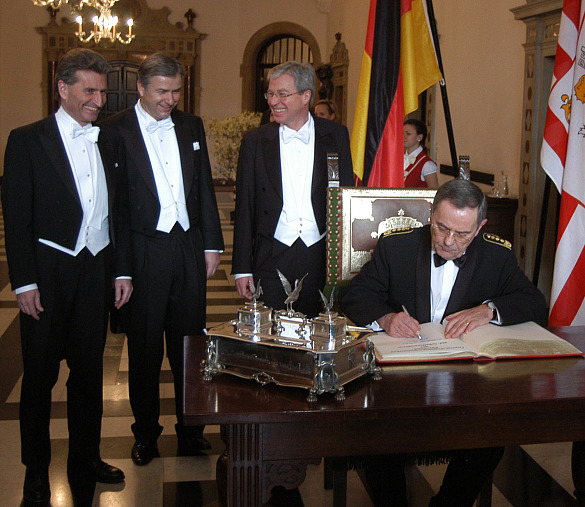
[310,289,348,349]
[236,280,273,337]
[202,272,381,402]
[273,270,310,341]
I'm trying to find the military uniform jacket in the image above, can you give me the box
[341,225,547,327]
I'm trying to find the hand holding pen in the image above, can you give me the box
[401,305,423,340]
[377,307,423,339]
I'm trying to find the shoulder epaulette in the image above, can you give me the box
[382,227,414,238]
[483,232,511,250]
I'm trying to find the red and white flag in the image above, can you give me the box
[541,0,585,325]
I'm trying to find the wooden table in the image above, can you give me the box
[184,327,585,506]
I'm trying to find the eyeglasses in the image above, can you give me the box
[432,223,475,243]
[264,90,304,101]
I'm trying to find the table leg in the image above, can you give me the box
[222,423,263,506]
[222,423,316,506]
[572,441,585,503]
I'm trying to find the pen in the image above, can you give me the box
[401,305,423,340]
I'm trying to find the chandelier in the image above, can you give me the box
[76,9,134,44]
[32,0,82,8]
[32,0,134,45]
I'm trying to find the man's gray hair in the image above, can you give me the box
[138,52,185,88]
[55,48,110,91]
[268,61,316,107]
[433,179,487,227]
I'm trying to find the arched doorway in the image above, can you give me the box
[241,22,321,113]
[255,35,314,113]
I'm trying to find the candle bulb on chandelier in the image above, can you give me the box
[128,18,133,37]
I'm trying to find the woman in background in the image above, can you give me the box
[313,99,339,122]
[404,119,438,188]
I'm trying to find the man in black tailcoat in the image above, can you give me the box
[101,53,224,466]
[2,48,132,504]
[233,61,354,318]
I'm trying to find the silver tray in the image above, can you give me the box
[202,321,381,401]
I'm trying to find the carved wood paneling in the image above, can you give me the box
[36,0,205,115]
[511,1,562,290]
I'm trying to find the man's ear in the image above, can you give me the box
[57,80,67,101]
[475,218,488,237]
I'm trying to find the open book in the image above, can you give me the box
[370,321,583,363]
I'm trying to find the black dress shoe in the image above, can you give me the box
[131,440,159,466]
[23,467,50,504]
[177,434,212,456]
[91,460,125,483]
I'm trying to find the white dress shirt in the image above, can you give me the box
[135,101,190,233]
[17,107,111,295]
[430,252,459,323]
[274,114,322,247]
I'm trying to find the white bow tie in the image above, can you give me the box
[283,127,310,144]
[404,153,417,166]
[72,125,100,143]
[146,117,175,134]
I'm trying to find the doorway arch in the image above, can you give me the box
[241,22,322,112]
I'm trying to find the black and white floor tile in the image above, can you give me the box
[0,191,578,506]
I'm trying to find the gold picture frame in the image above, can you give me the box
[327,187,436,285]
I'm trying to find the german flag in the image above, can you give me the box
[351,0,442,187]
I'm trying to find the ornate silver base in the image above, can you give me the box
[202,322,381,402]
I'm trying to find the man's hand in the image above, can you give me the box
[444,304,493,339]
[114,279,133,309]
[378,311,421,338]
[235,276,254,300]
[205,252,221,279]
[17,289,44,320]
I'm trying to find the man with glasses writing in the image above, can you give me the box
[341,179,547,506]
[233,61,353,318]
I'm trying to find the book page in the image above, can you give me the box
[461,321,583,358]
[370,321,582,363]
[370,330,477,362]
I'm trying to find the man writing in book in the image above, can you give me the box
[341,179,547,506]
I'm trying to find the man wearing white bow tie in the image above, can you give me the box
[233,61,354,318]
[101,53,223,465]
[2,48,133,504]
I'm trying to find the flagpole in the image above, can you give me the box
[425,0,459,177]
[532,176,552,286]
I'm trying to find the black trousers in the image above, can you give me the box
[124,225,207,442]
[20,245,111,470]
[364,447,504,507]
[254,237,326,318]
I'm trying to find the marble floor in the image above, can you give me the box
[0,189,579,506]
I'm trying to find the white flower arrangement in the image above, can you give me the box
[205,111,262,184]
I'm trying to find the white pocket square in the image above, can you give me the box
[193,141,200,151]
